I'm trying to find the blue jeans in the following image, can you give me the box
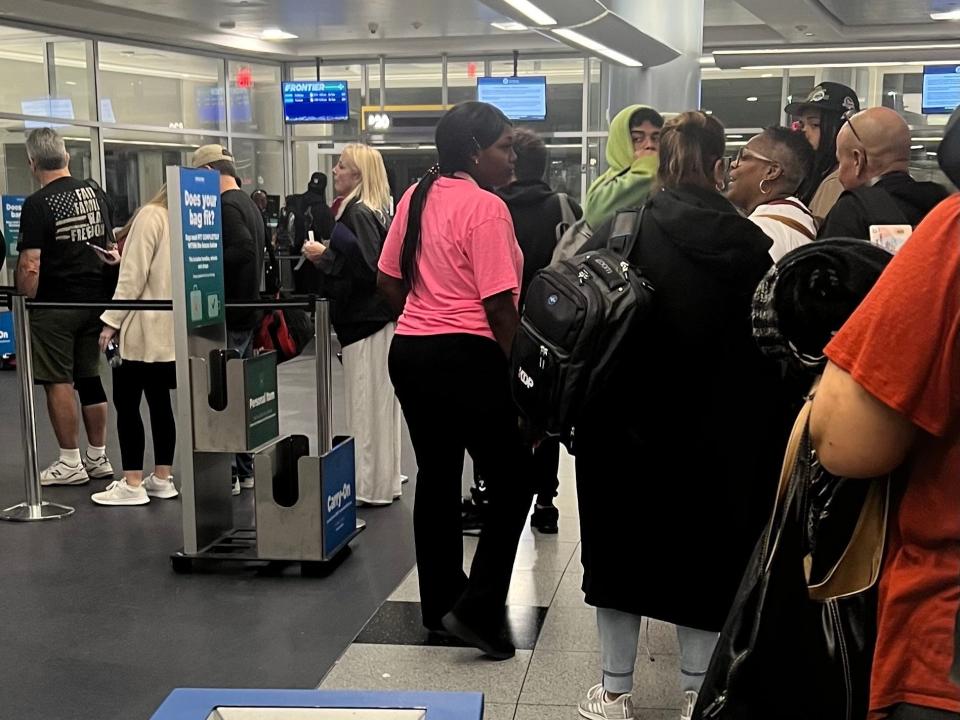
[597,607,719,695]
[227,329,255,480]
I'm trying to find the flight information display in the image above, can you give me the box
[282,81,350,123]
[922,65,960,114]
[477,76,547,121]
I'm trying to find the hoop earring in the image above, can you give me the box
[759,179,771,195]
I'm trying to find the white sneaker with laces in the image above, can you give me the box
[143,474,178,499]
[578,684,634,720]
[83,452,114,480]
[232,478,241,496]
[91,479,149,506]
[239,476,255,490]
[40,459,89,486]
[680,691,698,720]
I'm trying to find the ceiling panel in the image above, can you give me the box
[704,0,766,27]
[817,0,960,26]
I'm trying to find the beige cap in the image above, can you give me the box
[190,144,234,168]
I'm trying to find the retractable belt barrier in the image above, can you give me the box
[0,291,335,530]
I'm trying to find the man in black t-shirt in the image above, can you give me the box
[15,128,115,486]
[191,144,264,493]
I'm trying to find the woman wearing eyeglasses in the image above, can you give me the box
[785,82,860,225]
[726,126,817,261]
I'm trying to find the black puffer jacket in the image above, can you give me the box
[575,185,788,631]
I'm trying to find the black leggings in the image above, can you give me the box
[112,361,176,472]
[389,333,534,631]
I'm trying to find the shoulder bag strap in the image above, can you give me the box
[755,213,817,241]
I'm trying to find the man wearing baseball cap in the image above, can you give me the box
[784,81,860,223]
[190,144,264,495]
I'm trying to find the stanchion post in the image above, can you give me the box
[315,298,333,455]
[1,295,74,521]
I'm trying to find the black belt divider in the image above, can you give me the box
[0,286,364,564]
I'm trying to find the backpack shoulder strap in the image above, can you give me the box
[606,206,645,258]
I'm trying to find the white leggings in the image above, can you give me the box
[597,607,719,695]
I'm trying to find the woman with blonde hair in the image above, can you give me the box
[302,143,402,505]
[91,184,178,506]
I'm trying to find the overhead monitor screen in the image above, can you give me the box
[21,98,75,128]
[195,87,253,125]
[282,81,350,123]
[477,76,547,121]
[922,65,960,114]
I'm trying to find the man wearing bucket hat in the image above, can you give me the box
[785,81,860,224]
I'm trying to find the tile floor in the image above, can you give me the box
[320,451,686,720]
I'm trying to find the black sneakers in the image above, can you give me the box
[531,504,560,534]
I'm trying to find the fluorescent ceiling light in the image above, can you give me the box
[553,28,642,67]
[260,27,298,40]
[746,96,758,102]
[503,0,556,26]
[931,10,960,20]
[491,20,528,31]
[716,43,960,56]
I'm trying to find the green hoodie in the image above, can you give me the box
[584,104,659,230]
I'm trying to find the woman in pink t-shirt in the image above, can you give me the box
[378,102,533,660]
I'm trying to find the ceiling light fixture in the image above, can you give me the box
[503,0,557,26]
[491,21,528,31]
[553,28,643,67]
[716,42,960,56]
[746,96,758,102]
[260,27,298,40]
[931,10,960,20]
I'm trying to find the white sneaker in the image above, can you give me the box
[91,479,149,506]
[239,476,255,490]
[680,691,697,720]
[232,478,241,496]
[143,473,178,499]
[40,459,89,486]
[83,452,114,480]
[579,684,634,720]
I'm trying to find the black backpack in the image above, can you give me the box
[511,207,654,452]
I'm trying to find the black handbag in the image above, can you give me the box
[694,402,883,720]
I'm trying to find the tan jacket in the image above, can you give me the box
[100,204,174,363]
[808,168,844,227]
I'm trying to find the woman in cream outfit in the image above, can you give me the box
[91,186,179,506]
[302,144,403,505]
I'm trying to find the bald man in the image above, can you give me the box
[818,107,948,240]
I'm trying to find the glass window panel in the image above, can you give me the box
[290,64,363,141]
[103,128,222,225]
[588,58,603,133]
[384,61,442,105]
[785,74,817,116]
[447,61,483,105]
[231,138,284,196]
[487,58,584,133]
[0,27,47,116]
[701,76,782,129]
[0,121,92,198]
[228,61,281,137]
[51,40,91,121]
[99,43,225,131]
[545,141,583,202]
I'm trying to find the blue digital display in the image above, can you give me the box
[922,65,960,115]
[282,80,350,123]
[195,87,252,125]
[477,76,547,121]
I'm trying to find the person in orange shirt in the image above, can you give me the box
[811,109,960,720]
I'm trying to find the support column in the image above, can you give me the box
[605,1,705,118]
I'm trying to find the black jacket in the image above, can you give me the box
[818,172,949,239]
[222,189,265,331]
[575,185,787,631]
[314,198,395,346]
[302,188,336,242]
[497,180,582,301]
